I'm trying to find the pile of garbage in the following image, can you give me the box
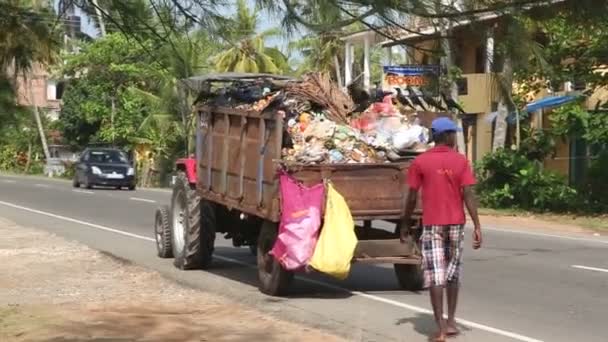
[198,72,432,165]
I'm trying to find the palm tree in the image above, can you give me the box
[213,0,289,74]
[0,1,60,163]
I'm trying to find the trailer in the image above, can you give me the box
[154,73,426,296]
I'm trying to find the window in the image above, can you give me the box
[46,80,57,100]
[89,150,129,164]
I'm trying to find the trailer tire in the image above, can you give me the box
[257,221,293,296]
[154,205,173,258]
[172,172,216,270]
[393,222,424,291]
[394,264,425,291]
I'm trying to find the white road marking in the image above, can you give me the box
[129,197,156,203]
[34,183,50,188]
[0,200,543,342]
[0,200,154,241]
[72,189,94,194]
[572,265,608,274]
[2,179,16,183]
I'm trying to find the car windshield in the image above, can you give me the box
[89,150,128,164]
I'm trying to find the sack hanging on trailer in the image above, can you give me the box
[270,173,325,271]
[309,183,358,280]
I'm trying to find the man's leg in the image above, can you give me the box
[445,225,465,335]
[430,286,447,340]
[446,283,459,335]
[422,225,448,341]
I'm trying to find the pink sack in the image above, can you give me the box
[270,173,325,271]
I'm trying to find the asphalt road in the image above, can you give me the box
[1,174,607,342]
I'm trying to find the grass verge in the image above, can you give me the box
[480,208,608,232]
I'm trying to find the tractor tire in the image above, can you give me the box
[257,221,293,296]
[172,172,216,270]
[154,205,173,258]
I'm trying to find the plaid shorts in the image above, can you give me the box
[420,224,465,288]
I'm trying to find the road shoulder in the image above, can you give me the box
[0,217,343,342]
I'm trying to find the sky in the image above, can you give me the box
[57,0,289,50]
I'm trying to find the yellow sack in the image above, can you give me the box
[309,183,358,280]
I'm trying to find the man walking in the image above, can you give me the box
[401,117,482,341]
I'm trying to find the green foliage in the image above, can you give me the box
[0,145,20,171]
[0,1,60,76]
[515,11,608,93]
[59,33,167,148]
[476,149,578,212]
[583,151,608,212]
[60,160,76,180]
[550,102,608,146]
[518,127,556,162]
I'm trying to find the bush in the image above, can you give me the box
[0,146,19,172]
[61,160,76,179]
[584,151,608,212]
[27,160,45,175]
[476,149,578,212]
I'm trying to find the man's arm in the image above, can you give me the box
[400,189,418,242]
[401,161,422,243]
[463,186,482,249]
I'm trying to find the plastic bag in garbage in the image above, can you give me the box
[392,124,430,151]
[309,183,358,280]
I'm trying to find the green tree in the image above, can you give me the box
[213,0,289,74]
[59,33,167,148]
[0,0,61,162]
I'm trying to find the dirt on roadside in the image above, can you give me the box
[0,218,344,342]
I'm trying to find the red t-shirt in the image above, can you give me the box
[407,145,476,226]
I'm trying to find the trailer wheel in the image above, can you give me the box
[394,222,424,291]
[154,205,173,258]
[394,264,425,291]
[172,172,216,270]
[257,221,293,296]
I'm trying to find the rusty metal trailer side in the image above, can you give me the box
[195,104,420,223]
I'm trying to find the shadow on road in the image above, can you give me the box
[199,246,418,300]
[396,313,472,337]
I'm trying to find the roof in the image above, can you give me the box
[340,0,567,47]
[524,95,578,113]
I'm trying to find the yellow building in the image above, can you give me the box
[341,11,607,183]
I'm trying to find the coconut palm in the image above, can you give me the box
[213,0,289,74]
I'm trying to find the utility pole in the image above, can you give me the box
[111,96,116,145]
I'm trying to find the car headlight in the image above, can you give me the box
[127,167,135,176]
[91,166,102,175]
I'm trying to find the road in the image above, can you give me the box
[1,174,607,342]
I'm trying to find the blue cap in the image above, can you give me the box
[431,117,462,134]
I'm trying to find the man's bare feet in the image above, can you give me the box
[430,332,447,342]
[430,320,448,341]
[446,320,460,336]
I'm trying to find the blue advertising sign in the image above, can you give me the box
[383,65,440,95]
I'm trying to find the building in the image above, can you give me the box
[12,3,90,175]
[340,2,608,183]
